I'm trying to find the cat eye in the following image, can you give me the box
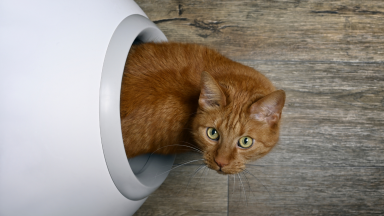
[238,136,253,149]
[206,127,220,140]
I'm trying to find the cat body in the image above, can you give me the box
[120,42,285,174]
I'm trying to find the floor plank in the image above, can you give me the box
[228,166,384,215]
[137,0,384,62]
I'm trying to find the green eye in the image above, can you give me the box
[207,127,220,140]
[238,136,253,148]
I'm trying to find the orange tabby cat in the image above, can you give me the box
[120,42,285,174]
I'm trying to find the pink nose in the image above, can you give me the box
[215,158,229,168]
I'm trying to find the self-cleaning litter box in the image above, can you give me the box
[0,0,174,215]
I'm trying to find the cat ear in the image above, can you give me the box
[198,71,227,110]
[249,90,286,126]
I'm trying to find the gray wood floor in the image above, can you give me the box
[133,0,384,215]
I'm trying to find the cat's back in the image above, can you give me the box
[123,42,220,91]
[121,42,273,102]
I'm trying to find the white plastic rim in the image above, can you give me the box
[100,14,175,201]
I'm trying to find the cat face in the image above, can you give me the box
[192,72,285,175]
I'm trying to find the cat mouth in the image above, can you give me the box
[215,167,242,175]
[216,167,228,175]
[206,163,232,175]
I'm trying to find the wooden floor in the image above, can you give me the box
[133,0,384,215]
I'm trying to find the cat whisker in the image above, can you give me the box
[199,166,208,187]
[151,144,203,155]
[203,166,209,186]
[193,166,207,192]
[180,141,204,153]
[178,165,206,195]
[243,168,273,199]
[155,159,205,178]
[240,172,251,194]
[177,148,203,155]
[232,175,236,196]
[136,144,203,172]
[232,175,243,211]
[237,173,248,206]
[240,172,258,203]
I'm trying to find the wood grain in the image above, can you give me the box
[133,0,384,215]
[133,165,227,216]
[229,166,384,215]
[137,0,384,62]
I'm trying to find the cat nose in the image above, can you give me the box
[215,158,229,168]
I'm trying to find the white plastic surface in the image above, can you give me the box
[100,14,175,201]
[0,0,172,215]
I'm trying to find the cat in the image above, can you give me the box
[120,42,285,175]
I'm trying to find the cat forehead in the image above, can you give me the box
[219,85,267,108]
[199,88,268,134]
[209,107,262,135]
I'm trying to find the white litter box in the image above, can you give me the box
[0,0,174,215]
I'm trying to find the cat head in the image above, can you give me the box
[192,71,285,175]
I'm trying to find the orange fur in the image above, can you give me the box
[120,42,285,174]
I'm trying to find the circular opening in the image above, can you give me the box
[100,14,175,201]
